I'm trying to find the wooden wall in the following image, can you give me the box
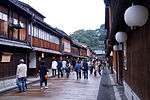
[0,46,28,79]
[124,20,150,100]
[71,46,79,56]
[32,37,60,51]
[80,48,87,57]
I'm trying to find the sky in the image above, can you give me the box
[20,0,105,34]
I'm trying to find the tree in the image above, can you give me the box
[70,24,107,50]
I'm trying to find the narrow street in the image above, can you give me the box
[0,67,127,100]
[0,71,100,100]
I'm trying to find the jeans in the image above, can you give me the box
[52,69,56,76]
[16,77,26,92]
[76,71,81,79]
[58,68,63,78]
[40,77,47,87]
[83,70,88,79]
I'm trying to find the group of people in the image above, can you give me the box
[15,57,105,92]
[51,57,71,78]
[74,59,104,80]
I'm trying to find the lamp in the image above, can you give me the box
[115,32,127,43]
[124,5,149,27]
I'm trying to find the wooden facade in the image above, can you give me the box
[0,5,29,43]
[105,0,150,100]
[80,48,87,57]
[71,46,80,56]
[0,2,31,79]
[32,37,60,51]
[124,20,150,100]
[0,0,91,79]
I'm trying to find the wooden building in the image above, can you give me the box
[104,0,150,100]
[0,0,92,80]
[19,1,62,76]
[0,0,32,79]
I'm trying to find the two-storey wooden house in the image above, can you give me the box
[0,0,32,79]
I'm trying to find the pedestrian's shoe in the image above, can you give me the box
[45,86,48,89]
[40,87,44,89]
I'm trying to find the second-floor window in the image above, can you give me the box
[0,12,8,37]
[50,35,60,44]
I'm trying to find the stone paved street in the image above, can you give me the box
[0,71,101,100]
[0,68,128,100]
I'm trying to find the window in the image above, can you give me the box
[42,31,44,40]
[43,31,45,40]
[39,29,42,39]
[50,35,60,44]
[0,12,8,37]
[33,26,38,37]
[3,14,7,21]
[0,12,8,21]
[30,25,34,36]
[0,12,2,19]
[64,41,71,52]
[45,33,49,41]
[49,34,51,42]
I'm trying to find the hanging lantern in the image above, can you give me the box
[124,5,149,27]
[115,32,127,43]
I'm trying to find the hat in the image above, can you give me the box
[20,59,24,63]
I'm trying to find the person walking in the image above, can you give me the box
[94,60,98,77]
[39,61,48,89]
[75,60,81,80]
[89,60,94,74]
[98,60,102,75]
[57,57,63,78]
[62,59,67,75]
[16,59,27,92]
[65,60,71,78]
[51,59,58,77]
[82,60,88,79]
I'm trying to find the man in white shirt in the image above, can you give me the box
[62,60,67,75]
[16,59,27,92]
[51,60,58,77]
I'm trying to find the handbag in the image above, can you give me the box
[44,74,48,80]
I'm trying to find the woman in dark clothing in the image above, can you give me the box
[39,61,48,89]
[82,60,88,79]
[66,61,71,78]
[75,61,81,80]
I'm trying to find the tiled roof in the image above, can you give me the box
[8,0,45,18]
[18,1,45,18]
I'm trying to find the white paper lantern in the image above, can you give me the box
[115,32,127,43]
[124,5,149,27]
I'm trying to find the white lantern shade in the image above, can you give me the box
[115,32,127,43]
[124,5,149,27]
